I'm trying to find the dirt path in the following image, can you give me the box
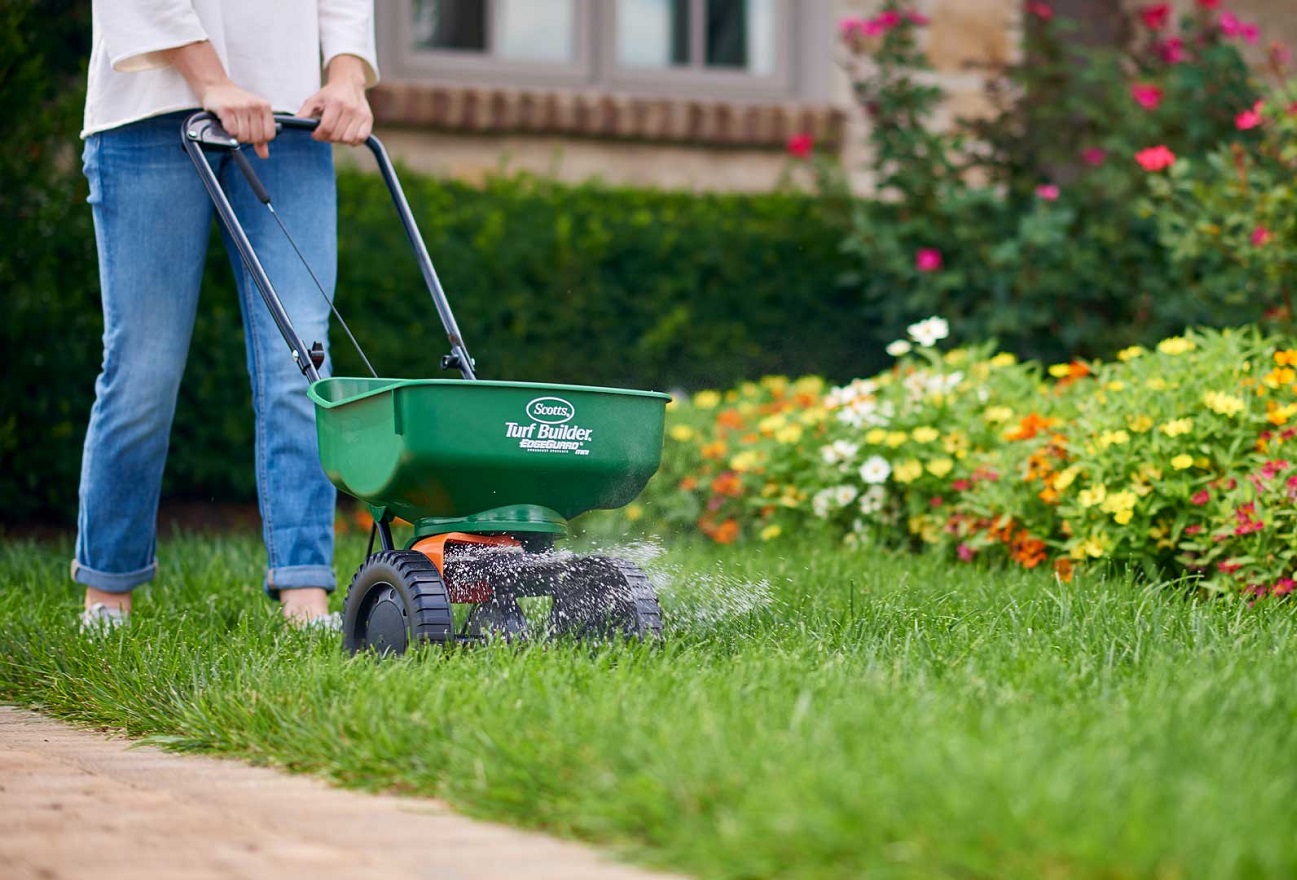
[0,705,684,880]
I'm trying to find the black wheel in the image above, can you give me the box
[342,551,453,656]
[549,556,663,641]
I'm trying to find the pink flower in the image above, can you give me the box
[1081,147,1107,166]
[1156,37,1187,64]
[1130,83,1165,110]
[838,17,867,40]
[1236,101,1264,130]
[930,496,944,508]
[1275,578,1296,597]
[1185,524,1203,535]
[905,11,930,26]
[1026,2,1053,21]
[877,10,901,29]
[1270,41,1293,70]
[1261,459,1290,479]
[1241,22,1260,45]
[1218,559,1242,574]
[1035,184,1060,201]
[1191,489,1211,505]
[1135,145,1177,172]
[1140,3,1171,30]
[787,132,814,159]
[1252,226,1272,247]
[915,248,943,272]
[1196,0,1220,8]
[957,544,975,562]
[862,17,888,36]
[1220,12,1241,37]
[951,479,971,492]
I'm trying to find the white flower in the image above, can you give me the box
[820,440,860,465]
[858,455,891,485]
[907,316,950,348]
[858,485,886,515]
[811,489,836,519]
[833,484,859,507]
[886,339,912,357]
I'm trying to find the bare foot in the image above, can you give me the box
[280,587,331,623]
[85,587,132,614]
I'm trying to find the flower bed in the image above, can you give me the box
[643,322,1297,599]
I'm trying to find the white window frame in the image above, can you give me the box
[379,0,831,103]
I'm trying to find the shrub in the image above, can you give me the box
[642,323,1297,600]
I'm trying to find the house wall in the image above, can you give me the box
[369,1,1297,194]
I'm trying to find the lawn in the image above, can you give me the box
[1,529,1295,879]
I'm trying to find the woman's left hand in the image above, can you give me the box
[297,55,373,146]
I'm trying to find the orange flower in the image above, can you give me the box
[716,409,746,430]
[1275,349,1297,367]
[1038,486,1060,505]
[1007,413,1058,442]
[1053,361,1092,389]
[1053,558,1075,583]
[711,472,743,497]
[1010,530,1048,568]
[712,519,740,544]
[794,392,818,408]
[701,441,728,460]
[680,476,699,492]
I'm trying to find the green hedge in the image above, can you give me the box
[4,159,866,521]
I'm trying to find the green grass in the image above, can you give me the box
[2,531,1296,879]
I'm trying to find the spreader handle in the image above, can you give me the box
[182,111,478,381]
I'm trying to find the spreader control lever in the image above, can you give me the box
[441,352,475,373]
[309,343,325,369]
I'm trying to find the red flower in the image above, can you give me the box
[1130,83,1164,110]
[1035,183,1060,201]
[915,248,943,272]
[1026,2,1053,21]
[1081,147,1107,166]
[1218,559,1242,574]
[1135,145,1177,172]
[1275,578,1296,597]
[1241,22,1260,45]
[905,11,930,26]
[876,10,901,29]
[1196,0,1220,8]
[1191,489,1210,505]
[1252,226,1273,247]
[1156,37,1186,64]
[1236,101,1264,130]
[786,132,814,159]
[1185,524,1203,535]
[951,479,972,492]
[1140,4,1171,30]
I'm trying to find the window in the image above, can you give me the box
[382,0,829,102]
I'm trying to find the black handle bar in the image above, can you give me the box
[181,111,476,382]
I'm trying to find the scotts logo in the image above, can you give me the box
[526,397,575,424]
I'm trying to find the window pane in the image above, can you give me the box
[616,0,690,69]
[412,0,486,51]
[495,0,576,62]
[706,0,776,73]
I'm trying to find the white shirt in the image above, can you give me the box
[83,0,379,137]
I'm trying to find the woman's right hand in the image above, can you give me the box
[201,82,276,159]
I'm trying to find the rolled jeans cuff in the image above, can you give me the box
[71,559,156,594]
[266,564,336,600]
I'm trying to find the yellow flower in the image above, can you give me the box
[1159,418,1193,437]
[692,390,721,410]
[739,381,761,398]
[865,428,888,445]
[760,375,789,394]
[1117,345,1146,362]
[1146,377,1168,391]
[775,424,804,445]
[1105,381,1126,392]
[1113,510,1134,525]
[794,376,825,395]
[760,524,782,541]
[1171,454,1193,471]
[798,408,828,426]
[1098,430,1130,448]
[1078,484,1107,508]
[942,431,969,455]
[1048,363,1073,378]
[983,406,1014,424]
[761,482,780,497]
[669,424,695,442]
[990,352,1017,367]
[1195,456,1211,469]
[1268,403,1297,426]
[911,426,940,443]
[758,414,787,434]
[1203,391,1245,417]
[1071,534,1109,559]
[625,503,644,522]
[927,458,954,477]
[1157,336,1196,355]
[730,450,761,472]
[724,389,739,402]
[1128,415,1154,433]
[1054,466,1079,491]
[893,459,924,483]
[943,349,969,366]
[884,431,908,448]
[1100,490,1137,515]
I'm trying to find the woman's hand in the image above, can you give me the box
[164,41,275,159]
[297,54,373,146]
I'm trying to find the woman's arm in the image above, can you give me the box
[297,54,374,146]
[163,40,276,158]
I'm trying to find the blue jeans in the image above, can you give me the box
[74,111,337,598]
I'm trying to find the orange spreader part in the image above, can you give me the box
[411,532,521,604]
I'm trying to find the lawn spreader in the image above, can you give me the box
[182,112,669,654]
